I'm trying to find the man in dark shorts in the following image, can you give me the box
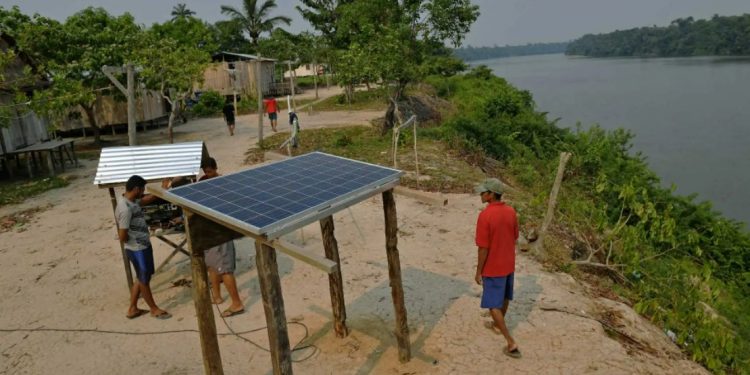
[200,157,245,317]
[223,101,235,136]
[263,95,278,132]
[115,175,171,320]
[473,178,521,358]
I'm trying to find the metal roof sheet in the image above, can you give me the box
[94,141,206,187]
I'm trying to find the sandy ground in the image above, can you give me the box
[0,93,709,374]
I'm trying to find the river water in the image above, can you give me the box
[481,54,750,227]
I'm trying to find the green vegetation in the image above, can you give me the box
[312,87,389,111]
[252,126,484,192]
[0,177,68,207]
[567,14,750,57]
[423,66,750,373]
[190,91,225,117]
[453,42,569,61]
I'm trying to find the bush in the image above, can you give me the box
[190,91,225,117]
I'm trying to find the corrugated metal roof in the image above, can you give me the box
[94,141,206,187]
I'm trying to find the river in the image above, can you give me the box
[480,53,750,227]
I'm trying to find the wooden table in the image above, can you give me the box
[8,139,78,178]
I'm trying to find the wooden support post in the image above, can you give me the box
[381,189,411,363]
[256,58,264,143]
[532,152,571,256]
[108,187,134,291]
[184,210,224,375]
[319,216,349,338]
[255,240,293,375]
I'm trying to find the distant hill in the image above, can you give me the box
[453,42,569,61]
[566,14,750,57]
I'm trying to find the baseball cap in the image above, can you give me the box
[474,178,504,195]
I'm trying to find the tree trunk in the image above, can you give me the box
[81,104,101,145]
[383,100,397,136]
[167,109,176,144]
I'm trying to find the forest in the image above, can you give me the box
[454,42,568,61]
[566,14,750,57]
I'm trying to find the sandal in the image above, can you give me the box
[504,346,522,359]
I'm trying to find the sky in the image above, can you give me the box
[2,0,750,47]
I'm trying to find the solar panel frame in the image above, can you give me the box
[166,152,403,239]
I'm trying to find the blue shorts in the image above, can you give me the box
[268,112,277,120]
[127,247,155,284]
[481,273,514,309]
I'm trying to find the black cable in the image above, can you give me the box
[210,284,319,362]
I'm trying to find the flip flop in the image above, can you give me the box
[126,309,148,320]
[484,321,502,335]
[152,311,172,320]
[504,346,522,359]
[221,308,245,318]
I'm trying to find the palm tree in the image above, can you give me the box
[220,0,292,47]
[171,3,196,20]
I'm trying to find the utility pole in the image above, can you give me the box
[126,64,136,146]
[287,61,296,112]
[103,64,137,145]
[256,54,264,143]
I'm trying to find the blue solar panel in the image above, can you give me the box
[170,152,401,234]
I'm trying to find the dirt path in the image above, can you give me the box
[0,104,707,374]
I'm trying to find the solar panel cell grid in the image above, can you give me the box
[169,152,401,234]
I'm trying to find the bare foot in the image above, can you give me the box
[212,296,224,305]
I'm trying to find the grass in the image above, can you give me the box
[0,177,69,207]
[310,88,389,112]
[250,125,485,193]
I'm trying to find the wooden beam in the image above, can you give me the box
[255,240,293,375]
[184,209,224,375]
[381,189,411,363]
[108,187,134,291]
[186,212,244,253]
[319,216,349,338]
[269,239,337,274]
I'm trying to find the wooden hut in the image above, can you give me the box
[0,34,50,159]
[199,52,277,98]
[58,89,168,132]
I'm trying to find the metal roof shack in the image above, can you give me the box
[94,141,207,188]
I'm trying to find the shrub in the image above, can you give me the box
[190,91,225,117]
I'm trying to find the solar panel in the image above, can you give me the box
[169,152,402,238]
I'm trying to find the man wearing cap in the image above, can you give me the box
[474,178,521,358]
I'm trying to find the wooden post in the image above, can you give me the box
[254,240,293,375]
[256,58,264,143]
[126,64,137,146]
[108,187,134,291]
[381,189,411,363]
[532,152,572,256]
[313,61,319,99]
[319,216,349,338]
[184,210,224,375]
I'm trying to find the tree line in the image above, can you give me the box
[566,14,750,57]
[453,42,569,61]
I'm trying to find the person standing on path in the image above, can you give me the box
[223,100,235,136]
[473,178,521,358]
[200,157,245,317]
[116,175,172,320]
[263,95,278,132]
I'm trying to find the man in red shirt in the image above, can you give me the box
[263,95,279,132]
[474,178,521,358]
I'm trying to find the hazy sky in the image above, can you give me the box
[2,0,750,46]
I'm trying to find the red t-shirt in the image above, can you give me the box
[263,98,278,114]
[475,201,519,277]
